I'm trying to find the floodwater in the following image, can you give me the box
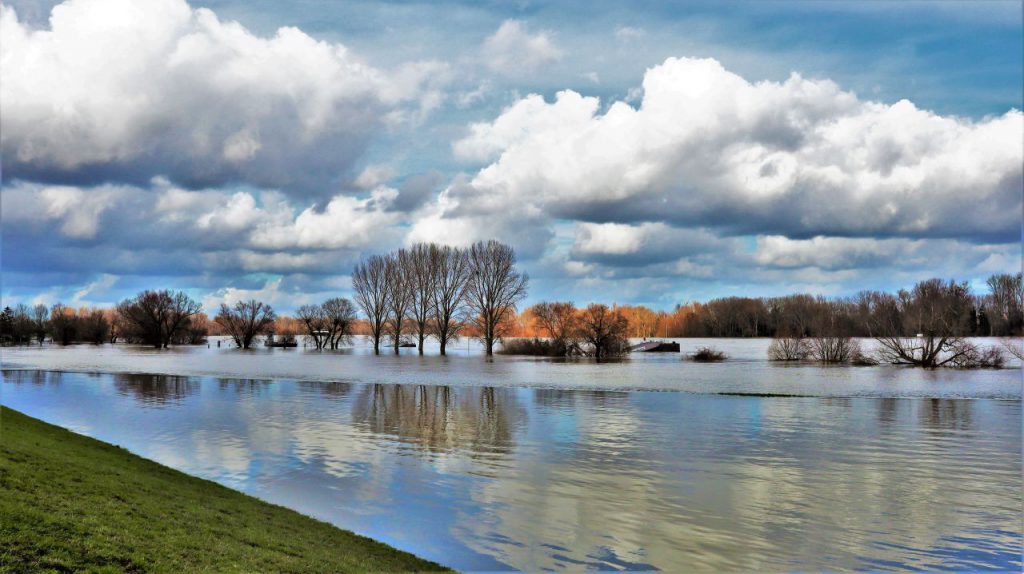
[1,341,1021,571]
[1,336,1021,398]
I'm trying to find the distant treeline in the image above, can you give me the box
[511,273,1023,340]
[2,266,1020,362]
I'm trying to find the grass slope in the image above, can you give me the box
[0,406,451,573]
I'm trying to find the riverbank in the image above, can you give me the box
[0,406,450,573]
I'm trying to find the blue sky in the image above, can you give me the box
[1,0,1022,313]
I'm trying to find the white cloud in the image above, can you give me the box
[614,26,645,42]
[573,222,667,255]
[39,185,124,239]
[0,0,447,192]
[251,186,401,250]
[443,57,1023,242]
[481,20,562,76]
[353,164,396,190]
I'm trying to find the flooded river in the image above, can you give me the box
[1,341,1020,571]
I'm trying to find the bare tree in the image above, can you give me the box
[31,304,49,344]
[465,240,528,356]
[48,303,77,345]
[383,249,415,353]
[872,279,974,368]
[352,254,391,354]
[322,297,356,349]
[985,273,1023,335]
[407,243,435,354]
[576,304,629,358]
[79,308,110,345]
[215,299,276,349]
[430,244,469,355]
[296,304,329,349]
[532,301,581,354]
[117,290,202,348]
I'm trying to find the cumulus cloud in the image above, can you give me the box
[0,0,447,194]
[2,180,402,279]
[571,222,731,266]
[444,57,1023,243]
[481,20,562,76]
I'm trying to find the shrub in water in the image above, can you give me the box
[688,346,727,362]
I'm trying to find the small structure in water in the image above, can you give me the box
[265,332,298,348]
[628,340,680,353]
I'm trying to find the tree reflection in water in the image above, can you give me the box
[112,373,197,405]
[216,378,274,396]
[349,384,525,461]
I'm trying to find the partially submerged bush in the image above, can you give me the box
[945,341,1006,369]
[688,346,727,362]
[767,337,808,361]
[499,337,580,357]
[808,336,860,363]
[849,351,879,366]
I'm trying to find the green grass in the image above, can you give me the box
[0,406,452,573]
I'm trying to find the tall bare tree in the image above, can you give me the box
[430,244,470,355]
[384,249,415,354]
[353,254,391,354]
[407,243,436,354]
[465,240,528,356]
[215,299,276,349]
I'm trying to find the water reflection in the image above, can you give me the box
[1,370,1020,572]
[349,384,524,458]
[216,378,274,395]
[112,373,197,405]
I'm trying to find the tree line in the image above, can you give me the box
[507,273,1022,340]
[2,267,1019,366]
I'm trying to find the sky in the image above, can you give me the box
[1,0,1022,313]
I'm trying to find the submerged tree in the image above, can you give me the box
[48,303,77,346]
[465,240,528,356]
[872,279,974,368]
[215,299,276,349]
[296,304,329,349]
[531,301,581,355]
[352,254,391,354]
[407,243,435,354]
[79,308,110,345]
[384,249,415,354]
[117,290,202,348]
[31,304,49,344]
[430,244,470,356]
[322,297,356,350]
[576,304,629,358]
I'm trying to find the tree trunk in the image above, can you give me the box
[439,339,447,356]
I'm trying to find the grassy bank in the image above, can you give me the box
[0,406,450,573]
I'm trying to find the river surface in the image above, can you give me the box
[1,340,1022,571]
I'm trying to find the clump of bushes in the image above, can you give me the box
[849,351,879,366]
[688,346,727,362]
[499,338,571,356]
[767,337,808,361]
[808,336,861,363]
